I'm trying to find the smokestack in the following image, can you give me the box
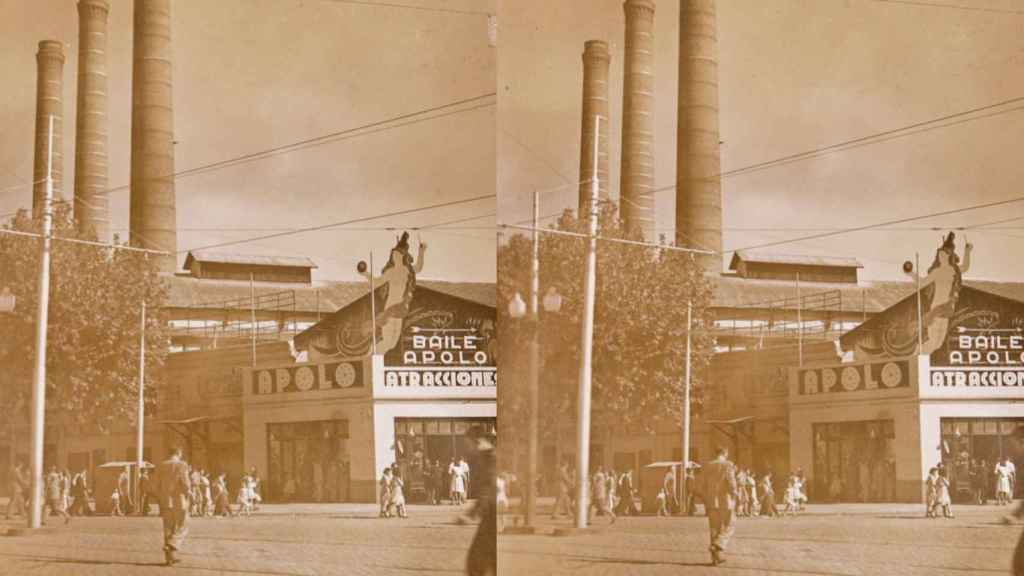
[620,0,656,241]
[74,0,111,242]
[130,0,177,272]
[676,0,721,272]
[578,40,611,219]
[32,41,65,220]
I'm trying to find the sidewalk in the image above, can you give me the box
[499,498,1023,575]
[0,502,479,575]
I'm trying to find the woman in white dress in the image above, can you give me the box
[390,472,408,519]
[451,461,467,505]
[997,460,1014,505]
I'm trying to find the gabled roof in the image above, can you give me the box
[729,251,863,271]
[183,251,318,271]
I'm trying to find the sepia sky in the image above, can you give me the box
[0,0,496,282]
[497,0,1024,282]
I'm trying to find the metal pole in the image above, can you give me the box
[525,189,540,530]
[135,301,146,513]
[916,252,923,354]
[796,272,803,367]
[250,273,256,367]
[369,252,377,355]
[575,115,601,529]
[681,299,693,516]
[28,115,55,530]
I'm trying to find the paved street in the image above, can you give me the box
[0,502,478,575]
[499,498,1022,575]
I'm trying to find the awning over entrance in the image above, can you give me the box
[705,416,756,442]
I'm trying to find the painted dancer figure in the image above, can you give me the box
[910,232,973,355]
[357,232,427,355]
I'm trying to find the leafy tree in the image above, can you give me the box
[0,204,169,446]
[497,202,715,466]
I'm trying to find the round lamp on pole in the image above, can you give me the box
[542,287,562,313]
[508,292,527,319]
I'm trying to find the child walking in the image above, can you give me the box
[925,468,938,518]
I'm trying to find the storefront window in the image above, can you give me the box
[812,419,896,504]
[939,418,1024,502]
[393,417,496,503]
[267,419,351,503]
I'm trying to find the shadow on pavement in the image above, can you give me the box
[0,552,309,575]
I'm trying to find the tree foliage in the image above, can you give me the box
[497,202,715,447]
[0,204,169,435]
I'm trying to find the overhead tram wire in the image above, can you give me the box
[320,0,490,16]
[503,194,1024,257]
[86,93,496,200]
[179,193,495,255]
[723,194,1024,255]
[869,0,1024,16]
[505,93,1024,207]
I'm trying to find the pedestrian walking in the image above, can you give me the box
[69,469,88,516]
[4,462,27,520]
[461,426,495,576]
[42,466,71,525]
[925,467,939,518]
[703,446,739,566]
[663,467,679,515]
[379,468,394,518]
[154,445,191,566]
[496,473,508,531]
[391,470,408,519]
[937,468,954,518]
[551,462,573,519]
[783,475,800,516]
[999,460,1015,506]
[118,467,134,514]
[213,473,234,517]
[736,469,750,517]
[616,470,638,516]
[588,468,615,524]
[684,468,698,516]
[656,488,670,516]
[759,473,778,518]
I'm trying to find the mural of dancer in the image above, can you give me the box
[851,232,973,360]
[358,231,427,355]
[910,232,973,355]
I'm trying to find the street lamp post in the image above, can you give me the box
[575,115,601,530]
[29,115,56,530]
[509,276,562,533]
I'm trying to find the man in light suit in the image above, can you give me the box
[703,446,739,567]
[154,446,191,566]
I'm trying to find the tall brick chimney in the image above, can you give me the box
[129,0,177,271]
[676,0,722,272]
[74,0,111,242]
[32,41,65,219]
[578,40,611,220]
[620,0,656,240]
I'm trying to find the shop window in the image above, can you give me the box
[942,421,953,435]
[1002,422,1016,435]
[454,421,468,435]
[986,421,999,435]
[426,421,439,435]
[439,421,451,434]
